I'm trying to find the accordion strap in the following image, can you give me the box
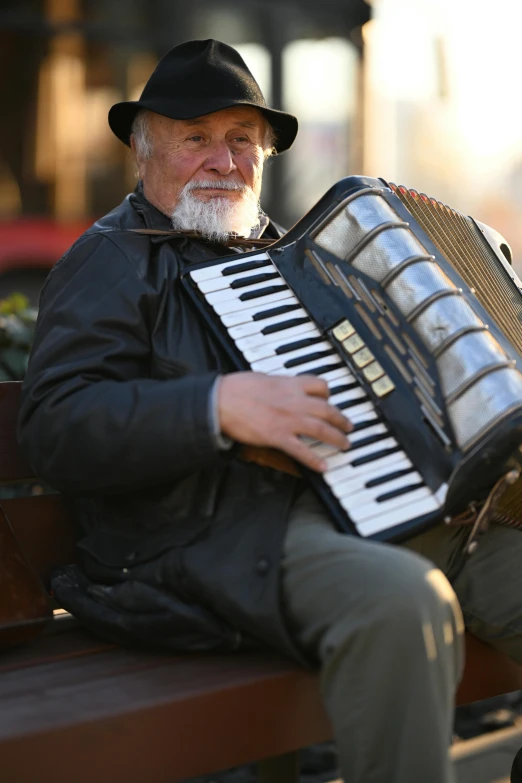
[128,228,275,249]
[240,446,302,477]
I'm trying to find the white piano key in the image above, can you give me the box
[306,441,339,459]
[326,452,412,489]
[271,353,343,377]
[306,423,389,461]
[329,387,367,406]
[221,296,300,327]
[353,492,442,537]
[206,277,287,306]
[330,473,422,522]
[322,367,354,384]
[190,253,270,282]
[349,485,434,525]
[238,321,318,349]
[331,458,416,497]
[324,436,398,471]
[346,402,379,422]
[251,341,333,373]
[339,470,423,506]
[349,422,388,442]
[197,266,282,293]
[228,307,310,338]
[213,289,292,316]
[237,322,320,356]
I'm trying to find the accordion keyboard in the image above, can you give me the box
[190,252,444,538]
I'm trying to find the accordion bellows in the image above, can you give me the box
[314,186,522,453]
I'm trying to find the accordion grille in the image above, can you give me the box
[493,479,522,529]
[391,185,522,358]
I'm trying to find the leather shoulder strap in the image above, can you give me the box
[127,228,274,249]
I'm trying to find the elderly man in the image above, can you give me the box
[18,39,522,783]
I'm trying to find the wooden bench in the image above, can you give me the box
[2,380,522,783]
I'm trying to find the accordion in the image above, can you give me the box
[181,176,522,542]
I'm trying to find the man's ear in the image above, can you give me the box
[129,134,143,179]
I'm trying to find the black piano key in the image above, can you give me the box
[240,284,288,301]
[276,336,324,355]
[284,349,334,369]
[253,303,301,321]
[376,481,425,503]
[296,362,344,376]
[351,417,383,432]
[365,467,415,488]
[262,316,310,335]
[230,272,280,289]
[222,259,271,275]
[338,396,370,410]
[329,382,360,396]
[351,445,401,467]
[347,432,390,452]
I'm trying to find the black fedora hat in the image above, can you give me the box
[109,39,298,154]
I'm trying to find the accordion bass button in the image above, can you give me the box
[333,320,356,341]
[342,333,365,354]
[352,347,375,369]
[363,361,385,383]
[372,375,396,397]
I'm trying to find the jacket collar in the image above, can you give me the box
[130,182,174,235]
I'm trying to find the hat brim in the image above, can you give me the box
[108,99,298,154]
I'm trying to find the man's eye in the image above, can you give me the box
[188,135,204,142]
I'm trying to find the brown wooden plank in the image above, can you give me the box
[1,495,77,587]
[0,649,332,783]
[456,631,522,705]
[0,627,114,673]
[1,627,522,783]
[0,503,52,647]
[0,381,33,482]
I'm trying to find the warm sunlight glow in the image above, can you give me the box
[364,0,522,273]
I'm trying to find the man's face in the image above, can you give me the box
[132,106,267,221]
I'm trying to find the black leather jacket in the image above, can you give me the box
[18,186,305,661]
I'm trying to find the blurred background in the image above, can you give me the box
[1,0,522,305]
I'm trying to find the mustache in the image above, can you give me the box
[184,180,248,193]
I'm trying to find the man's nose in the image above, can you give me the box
[203,141,237,175]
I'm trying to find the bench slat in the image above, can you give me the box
[0,641,332,783]
[0,382,33,482]
[2,495,77,587]
[457,632,522,705]
[0,627,113,674]
[0,503,52,647]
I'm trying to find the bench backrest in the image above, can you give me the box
[0,382,76,646]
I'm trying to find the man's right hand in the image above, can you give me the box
[217,372,352,472]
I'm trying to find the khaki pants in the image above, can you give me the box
[281,490,522,783]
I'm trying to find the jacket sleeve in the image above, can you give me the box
[18,233,222,495]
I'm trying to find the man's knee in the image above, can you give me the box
[322,547,464,661]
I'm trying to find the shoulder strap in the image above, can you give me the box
[127,228,275,249]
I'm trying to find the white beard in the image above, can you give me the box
[170,180,261,241]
